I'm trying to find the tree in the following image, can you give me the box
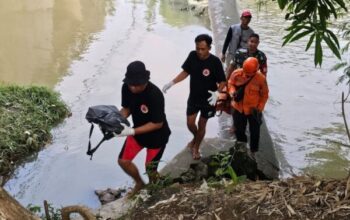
[277,0,348,66]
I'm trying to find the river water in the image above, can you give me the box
[2,0,350,209]
[3,0,216,208]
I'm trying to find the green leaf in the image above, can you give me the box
[277,0,289,9]
[331,62,347,71]
[306,33,316,51]
[225,166,238,183]
[318,5,329,28]
[289,29,314,43]
[282,25,305,46]
[323,33,341,59]
[315,33,323,66]
[215,169,223,177]
[325,29,340,48]
[295,0,310,13]
[333,0,347,11]
[323,0,337,18]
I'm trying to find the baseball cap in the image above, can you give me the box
[123,61,150,85]
[241,9,252,18]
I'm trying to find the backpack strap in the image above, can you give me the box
[86,123,107,160]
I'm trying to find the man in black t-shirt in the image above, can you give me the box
[162,34,226,160]
[116,61,171,198]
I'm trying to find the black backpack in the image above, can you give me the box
[85,105,130,159]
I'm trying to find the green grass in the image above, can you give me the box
[0,85,70,178]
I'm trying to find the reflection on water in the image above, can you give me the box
[240,0,350,178]
[0,0,114,87]
[159,0,210,28]
[303,124,350,178]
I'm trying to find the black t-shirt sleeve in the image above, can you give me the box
[121,83,129,108]
[181,51,195,74]
[148,89,165,123]
[261,52,267,65]
[215,58,226,83]
[222,27,232,54]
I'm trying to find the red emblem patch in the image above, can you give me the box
[140,104,149,114]
[202,69,210,76]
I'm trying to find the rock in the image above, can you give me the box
[94,188,126,205]
[96,197,136,219]
[160,138,235,179]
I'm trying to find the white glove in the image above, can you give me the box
[207,90,219,106]
[114,123,135,137]
[162,81,175,93]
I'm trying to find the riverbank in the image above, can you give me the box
[0,85,70,185]
[121,175,350,220]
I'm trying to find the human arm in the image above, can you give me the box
[133,122,163,135]
[218,81,226,93]
[221,27,232,62]
[162,70,189,93]
[260,54,268,76]
[257,77,269,112]
[172,70,189,84]
[119,107,130,118]
[116,121,163,137]
[227,70,239,97]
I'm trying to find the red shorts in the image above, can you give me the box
[118,136,165,171]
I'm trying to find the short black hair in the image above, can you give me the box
[249,33,260,40]
[195,34,212,47]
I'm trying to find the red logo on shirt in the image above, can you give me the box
[202,69,210,76]
[140,104,149,114]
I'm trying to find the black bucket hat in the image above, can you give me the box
[123,61,150,85]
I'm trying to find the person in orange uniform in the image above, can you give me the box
[227,57,268,157]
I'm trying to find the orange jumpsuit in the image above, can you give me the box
[227,68,269,114]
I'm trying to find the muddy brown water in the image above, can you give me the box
[2,0,350,209]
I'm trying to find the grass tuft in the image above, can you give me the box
[0,85,70,179]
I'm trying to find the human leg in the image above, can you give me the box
[186,104,199,149]
[192,116,208,160]
[145,147,165,183]
[248,114,261,153]
[233,109,248,143]
[118,136,145,197]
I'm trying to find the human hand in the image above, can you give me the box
[221,54,226,63]
[251,108,263,125]
[162,81,175,93]
[207,90,219,106]
[114,123,135,137]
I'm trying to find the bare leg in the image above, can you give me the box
[118,159,145,198]
[186,113,198,150]
[192,116,208,160]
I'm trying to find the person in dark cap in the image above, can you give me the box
[116,61,171,198]
[221,9,254,77]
